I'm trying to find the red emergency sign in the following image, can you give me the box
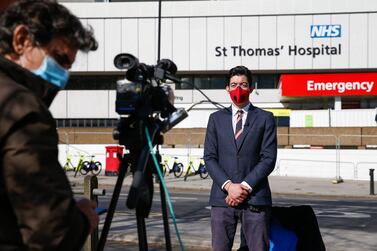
[280,73,377,96]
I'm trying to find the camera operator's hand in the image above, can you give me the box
[76,199,99,234]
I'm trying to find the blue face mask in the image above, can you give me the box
[32,55,70,89]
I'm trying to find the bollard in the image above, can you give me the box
[83,175,106,251]
[370,169,375,195]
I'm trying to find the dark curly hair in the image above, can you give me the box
[0,0,97,55]
[227,65,253,87]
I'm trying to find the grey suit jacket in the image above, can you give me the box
[204,104,277,206]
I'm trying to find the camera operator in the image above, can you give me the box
[0,1,99,250]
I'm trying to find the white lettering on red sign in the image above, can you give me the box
[307,80,374,93]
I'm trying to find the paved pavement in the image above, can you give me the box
[69,173,376,198]
[68,173,377,250]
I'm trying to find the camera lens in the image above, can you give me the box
[114,53,138,70]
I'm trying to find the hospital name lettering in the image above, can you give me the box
[215,44,341,58]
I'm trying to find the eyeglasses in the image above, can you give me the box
[229,82,249,89]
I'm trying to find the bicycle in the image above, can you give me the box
[63,153,85,177]
[183,156,208,181]
[80,155,102,176]
[161,155,184,178]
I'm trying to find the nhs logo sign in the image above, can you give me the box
[310,25,341,38]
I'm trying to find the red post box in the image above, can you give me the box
[105,145,123,176]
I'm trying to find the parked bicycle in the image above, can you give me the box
[80,155,102,176]
[161,155,184,178]
[183,156,208,181]
[63,153,85,177]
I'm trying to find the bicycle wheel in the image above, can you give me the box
[80,161,90,175]
[91,161,102,176]
[199,166,209,179]
[173,163,184,178]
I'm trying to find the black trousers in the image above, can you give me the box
[211,206,270,251]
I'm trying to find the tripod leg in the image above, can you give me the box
[155,149,172,250]
[136,209,148,251]
[97,155,129,251]
[159,176,172,251]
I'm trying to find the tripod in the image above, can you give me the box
[96,125,172,251]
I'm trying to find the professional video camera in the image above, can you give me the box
[97,53,187,251]
[113,53,187,131]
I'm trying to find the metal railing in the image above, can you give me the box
[355,162,377,180]
[58,131,377,181]
[277,158,355,178]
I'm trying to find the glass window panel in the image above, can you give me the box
[275,116,290,127]
[98,119,105,127]
[211,76,227,89]
[78,120,85,127]
[64,73,279,90]
[70,119,78,127]
[85,119,92,127]
[176,76,193,89]
[56,119,63,128]
[258,74,277,89]
[66,75,121,90]
[194,76,211,89]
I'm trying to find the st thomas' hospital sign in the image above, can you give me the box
[215,24,342,58]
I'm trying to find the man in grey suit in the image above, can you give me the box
[204,66,277,251]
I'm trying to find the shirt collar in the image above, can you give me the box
[231,103,250,117]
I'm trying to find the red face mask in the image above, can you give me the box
[229,87,250,104]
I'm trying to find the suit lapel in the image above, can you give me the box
[223,106,237,150]
[237,104,258,151]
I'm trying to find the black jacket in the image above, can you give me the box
[0,56,89,251]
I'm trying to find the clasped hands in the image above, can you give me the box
[224,182,250,207]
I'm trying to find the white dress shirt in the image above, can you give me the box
[231,103,250,134]
[221,103,253,193]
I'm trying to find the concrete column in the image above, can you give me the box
[334,96,342,110]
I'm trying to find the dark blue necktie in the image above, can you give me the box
[235,110,243,141]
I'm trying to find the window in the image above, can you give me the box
[66,74,123,90]
[275,116,290,127]
[212,77,227,89]
[66,73,279,90]
[194,76,211,89]
[176,77,193,89]
[176,75,227,89]
[55,119,119,128]
[252,74,279,89]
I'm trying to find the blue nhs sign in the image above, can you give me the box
[310,24,341,38]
